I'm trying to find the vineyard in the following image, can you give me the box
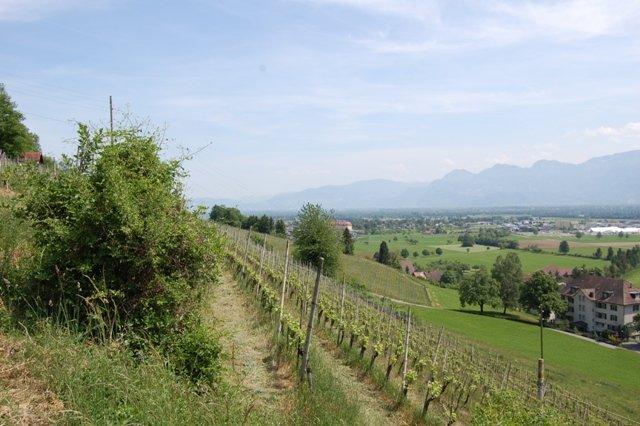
[221,225,638,425]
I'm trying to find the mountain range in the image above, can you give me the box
[193,150,640,211]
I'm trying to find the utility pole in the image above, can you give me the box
[109,95,114,144]
[299,257,324,383]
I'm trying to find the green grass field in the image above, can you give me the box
[355,232,609,274]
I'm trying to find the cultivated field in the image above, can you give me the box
[258,230,640,418]
[355,232,610,274]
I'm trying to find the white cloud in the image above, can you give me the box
[585,122,640,139]
[0,0,107,21]
[314,0,640,54]
[494,0,640,41]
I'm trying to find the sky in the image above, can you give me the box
[1,0,640,200]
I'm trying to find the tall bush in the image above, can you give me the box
[2,124,222,382]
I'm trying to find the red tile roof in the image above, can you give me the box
[21,151,43,163]
[560,276,640,305]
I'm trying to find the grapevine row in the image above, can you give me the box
[221,225,636,425]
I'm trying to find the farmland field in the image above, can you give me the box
[355,232,609,274]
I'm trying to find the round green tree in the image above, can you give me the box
[292,203,341,276]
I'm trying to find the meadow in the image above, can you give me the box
[355,232,610,274]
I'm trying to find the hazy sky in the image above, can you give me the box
[2,0,640,199]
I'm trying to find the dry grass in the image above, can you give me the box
[0,335,65,425]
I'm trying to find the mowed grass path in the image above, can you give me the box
[355,232,609,274]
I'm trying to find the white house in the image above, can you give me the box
[560,276,640,333]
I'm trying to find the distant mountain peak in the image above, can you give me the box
[195,149,640,211]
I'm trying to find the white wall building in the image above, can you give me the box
[560,276,640,333]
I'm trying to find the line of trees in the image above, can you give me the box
[458,252,566,318]
[458,228,518,249]
[209,204,286,236]
[608,245,640,276]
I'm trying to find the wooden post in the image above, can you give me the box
[241,227,252,275]
[277,241,291,335]
[337,278,346,344]
[257,235,267,294]
[299,258,324,382]
[537,358,545,400]
[401,308,411,396]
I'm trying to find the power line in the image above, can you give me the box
[1,73,105,105]
[22,110,77,124]
[7,86,106,112]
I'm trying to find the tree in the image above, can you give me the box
[575,231,584,239]
[422,249,430,256]
[292,204,341,276]
[632,314,640,333]
[0,84,40,158]
[413,251,419,257]
[435,247,443,255]
[520,271,567,319]
[209,204,243,227]
[458,268,499,313]
[618,231,624,238]
[594,247,603,259]
[342,227,354,255]
[377,241,390,265]
[256,214,274,234]
[275,219,286,237]
[460,232,475,247]
[439,270,458,287]
[400,248,410,258]
[596,232,602,239]
[558,240,570,254]
[241,215,259,230]
[606,246,614,261]
[491,253,523,314]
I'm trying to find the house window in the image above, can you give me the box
[634,305,639,312]
[596,312,607,319]
[596,302,606,309]
[609,304,617,311]
[610,315,618,321]
[607,325,617,331]
[595,321,604,327]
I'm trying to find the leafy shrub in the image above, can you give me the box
[1,124,223,383]
[167,322,222,384]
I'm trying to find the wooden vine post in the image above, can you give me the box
[400,308,411,397]
[241,227,252,276]
[277,240,291,336]
[257,235,267,294]
[337,278,346,344]
[299,257,324,384]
